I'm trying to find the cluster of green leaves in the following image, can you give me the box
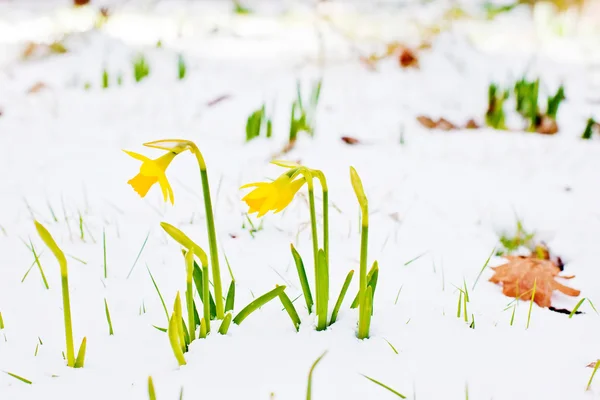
[233,1,252,14]
[582,118,599,139]
[178,54,186,80]
[245,104,272,142]
[486,78,565,132]
[290,80,322,142]
[485,83,509,129]
[133,54,151,83]
[483,2,518,19]
[456,280,475,328]
[496,220,535,256]
[160,222,296,365]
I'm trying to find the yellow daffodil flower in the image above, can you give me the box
[124,140,192,205]
[124,150,178,204]
[241,172,306,217]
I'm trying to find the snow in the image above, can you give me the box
[1,1,600,399]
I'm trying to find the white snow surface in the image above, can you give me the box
[1,1,600,399]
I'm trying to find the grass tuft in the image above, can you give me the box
[133,54,150,82]
[178,54,186,80]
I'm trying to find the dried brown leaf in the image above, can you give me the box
[398,48,419,68]
[436,118,456,131]
[417,115,437,129]
[22,42,38,59]
[28,82,47,94]
[489,255,580,308]
[536,115,559,135]
[417,116,458,130]
[465,119,479,129]
[341,136,360,145]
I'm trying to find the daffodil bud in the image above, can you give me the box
[161,222,209,266]
[350,167,368,220]
[34,221,67,270]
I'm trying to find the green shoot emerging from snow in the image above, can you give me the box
[485,83,508,130]
[497,220,535,256]
[34,221,86,368]
[245,104,272,141]
[133,54,150,83]
[582,118,599,140]
[306,351,327,400]
[178,54,186,80]
[289,79,322,142]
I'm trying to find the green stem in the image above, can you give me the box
[307,187,319,278]
[60,267,75,367]
[322,190,329,268]
[202,264,211,333]
[307,187,321,325]
[193,147,224,319]
[185,253,195,341]
[358,224,369,309]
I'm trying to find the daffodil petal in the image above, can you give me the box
[240,182,263,190]
[123,150,151,163]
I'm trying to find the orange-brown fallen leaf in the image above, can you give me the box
[398,48,419,68]
[536,115,559,135]
[360,41,423,70]
[465,119,479,129]
[28,82,48,94]
[417,116,482,131]
[489,256,580,308]
[417,116,458,131]
[341,136,360,145]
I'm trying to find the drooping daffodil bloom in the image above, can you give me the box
[123,140,191,205]
[241,170,306,217]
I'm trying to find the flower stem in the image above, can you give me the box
[193,148,224,319]
[307,187,319,275]
[358,224,369,310]
[61,268,75,367]
[185,252,195,341]
[307,187,322,325]
[202,263,211,333]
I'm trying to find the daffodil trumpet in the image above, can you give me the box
[124,139,225,320]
